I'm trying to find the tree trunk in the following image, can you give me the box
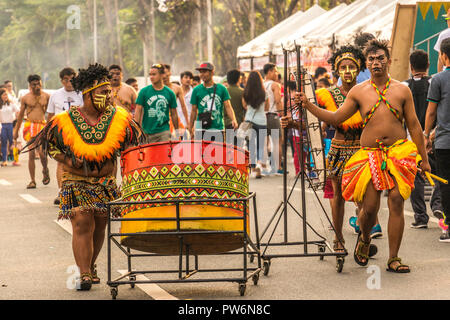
[65,28,71,66]
[114,0,124,73]
[101,0,115,65]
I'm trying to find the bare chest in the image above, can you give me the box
[25,95,48,115]
[358,87,405,124]
[112,86,133,106]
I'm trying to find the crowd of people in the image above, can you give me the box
[1,9,450,290]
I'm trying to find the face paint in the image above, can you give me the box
[92,94,108,112]
[339,64,359,83]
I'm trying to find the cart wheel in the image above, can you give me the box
[249,254,255,263]
[110,287,118,300]
[263,260,271,276]
[239,283,246,296]
[252,273,259,285]
[336,257,344,273]
[318,245,326,260]
[129,275,136,289]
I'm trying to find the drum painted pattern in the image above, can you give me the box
[119,141,250,255]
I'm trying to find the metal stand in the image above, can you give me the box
[259,45,347,275]
[106,193,262,299]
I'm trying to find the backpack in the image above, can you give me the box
[406,76,431,129]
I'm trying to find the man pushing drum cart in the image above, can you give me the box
[22,63,144,291]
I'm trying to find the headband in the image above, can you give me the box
[334,52,361,70]
[82,81,111,95]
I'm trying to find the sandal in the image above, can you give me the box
[333,239,346,253]
[91,264,100,284]
[42,168,50,185]
[386,257,410,273]
[354,232,372,266]
[26,181,36,189]
[77,273,93,291]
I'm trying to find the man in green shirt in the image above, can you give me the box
[134,63,179,143]
[189,62,238,142]
[224,69,245,128]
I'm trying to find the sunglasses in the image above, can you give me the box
[152,64,164,70]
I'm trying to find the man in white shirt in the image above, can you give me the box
[263,63,283,175]
[47,67,83,205]
[180,71,194,136]
[435,9,450,73]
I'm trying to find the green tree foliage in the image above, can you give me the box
[0,0,354,90]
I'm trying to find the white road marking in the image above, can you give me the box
[118,270,178,300]
[54,219,73,234]
[19,194,42,204]
[0,179,12,186]
[54,216,178,300]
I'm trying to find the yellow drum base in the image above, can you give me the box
[120,204,250,255]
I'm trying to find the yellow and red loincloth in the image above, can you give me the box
[341,139,421,203]
[23,120,46,142]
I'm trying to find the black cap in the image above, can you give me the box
[196,62,215,71]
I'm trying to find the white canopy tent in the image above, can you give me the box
[237,4,326,59]
[334,0,418,44]
[300,0,394,47]
[271,3,348,55]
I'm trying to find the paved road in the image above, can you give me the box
[1,152,449,300]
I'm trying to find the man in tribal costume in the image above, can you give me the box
[23,63,143,290]
[296,40,430,273]
[13,75,51,189]
[282,45,379,256]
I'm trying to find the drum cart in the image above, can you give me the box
[106,193,262,299]
[258,44,347,275]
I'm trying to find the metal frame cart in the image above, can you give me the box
[259,44,347,275]
[106,192,262,299]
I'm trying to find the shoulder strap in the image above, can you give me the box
[207,84,217,111]
[406,78,413,88]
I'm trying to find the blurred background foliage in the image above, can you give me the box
[0,0,355,90]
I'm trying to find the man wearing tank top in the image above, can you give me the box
[263,63,283,175]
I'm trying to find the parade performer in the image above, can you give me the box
[282,45,379,255]
[23,63,143,290]
[109,64,138,114]
[295,39,430,273]
[13,74,50,189]
[314,46,367,253]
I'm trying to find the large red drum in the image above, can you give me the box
[119,141,250,255]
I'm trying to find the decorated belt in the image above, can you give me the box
[330,139,361,149]
[25,119,46,124]
[62,172,116,186]
[362,139,408,171]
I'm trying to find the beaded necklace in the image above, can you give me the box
[362,77,401,128]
